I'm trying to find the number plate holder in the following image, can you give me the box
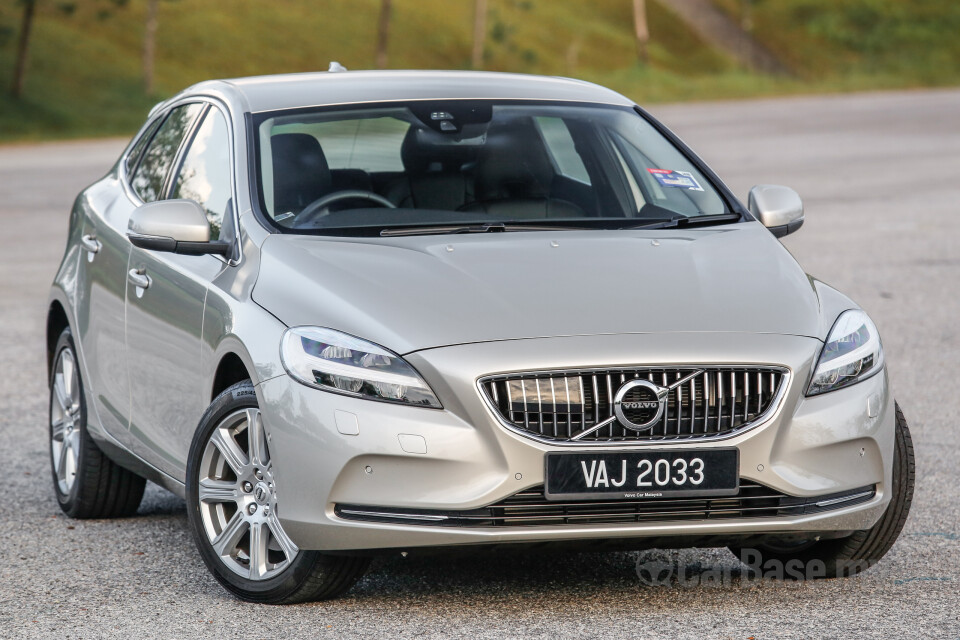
[544,449,739,501]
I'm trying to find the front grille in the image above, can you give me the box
[479,367,787,443]
[335,482,876,528]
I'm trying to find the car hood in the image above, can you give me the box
[253,222,827,354]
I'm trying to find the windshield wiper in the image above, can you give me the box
[624,213,743,231]
[380,222,585,237]
[379,214,742,237]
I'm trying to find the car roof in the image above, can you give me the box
[181,70,635,114]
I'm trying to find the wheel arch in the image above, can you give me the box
[46,300,71,381]
[210,350,254,401]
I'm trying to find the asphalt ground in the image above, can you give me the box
[1,89,958,638]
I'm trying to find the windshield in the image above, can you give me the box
[253,101,731,235]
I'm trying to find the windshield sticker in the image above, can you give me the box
[647,168,704,191]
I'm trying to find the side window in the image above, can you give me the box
[124,117,162,176]
[171,108,232,239]
[131,103,204,203]
[534,117,591,185]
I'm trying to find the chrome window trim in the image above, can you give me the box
[476,364,792,447]
[118,94,244,267]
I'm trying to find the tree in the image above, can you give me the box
[10,0,37,99]
[375,0,391,69]
[143,0,159,94]
[472,0,487,70]
[9,0,130,99]
[632,0,649,65]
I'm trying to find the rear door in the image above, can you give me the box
[72,115,165,446]
[125,104,233,478]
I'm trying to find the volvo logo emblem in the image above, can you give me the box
[254,482,270,504]
[614,379,667,431]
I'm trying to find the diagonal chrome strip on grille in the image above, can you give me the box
[570,415,618,441]
[479,365,789,445]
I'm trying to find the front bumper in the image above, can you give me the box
[258,332,895,551]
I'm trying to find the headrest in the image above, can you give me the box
[271,133,331,213]
[400,127,477,174]
[473,119,553,201]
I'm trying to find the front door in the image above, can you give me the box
[125,105,233,478]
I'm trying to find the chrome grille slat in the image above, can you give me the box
[664,373,671,436]
[606,374,615,438]
[591,375,600,425]
[521,379,529,431]
[548,378,556,438]
[744,370,750,422]
[717,372,724,432]
[534,378,543,435]
[481,366,786,443]
[757,371,763,417]
[619,374,629,438]
[673,371,682,436]
[701,375,708,432]
[732,371,738,428]
[577,376,585,435]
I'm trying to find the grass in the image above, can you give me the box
[0,0,957,142]
[712,0,960,84]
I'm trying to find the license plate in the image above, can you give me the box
[544,449,739,501]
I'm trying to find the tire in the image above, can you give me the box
[49,327,146,518]
[185,380,370,604]
[731,402,915,579]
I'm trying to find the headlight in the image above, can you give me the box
[807,310,884,396]
[280,326,442,408]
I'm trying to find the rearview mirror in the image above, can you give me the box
[127,200,230,256]
[748,185,804,238]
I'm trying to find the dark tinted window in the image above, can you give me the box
[171,108,232,239]
[124,117,162,176]
[131,103,204,202]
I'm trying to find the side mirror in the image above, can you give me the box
[127,200,230,256]
[748,185,804,238]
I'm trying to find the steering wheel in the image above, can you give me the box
[293,190,396,225]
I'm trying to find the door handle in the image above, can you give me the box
[127,268,151,291]
[80,234,101,259]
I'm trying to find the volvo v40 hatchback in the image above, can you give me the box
[46,71,913,603]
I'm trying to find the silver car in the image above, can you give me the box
[47,70,914,603]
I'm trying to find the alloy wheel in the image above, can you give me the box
[197,408,299,580]
[50,347,82,495]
